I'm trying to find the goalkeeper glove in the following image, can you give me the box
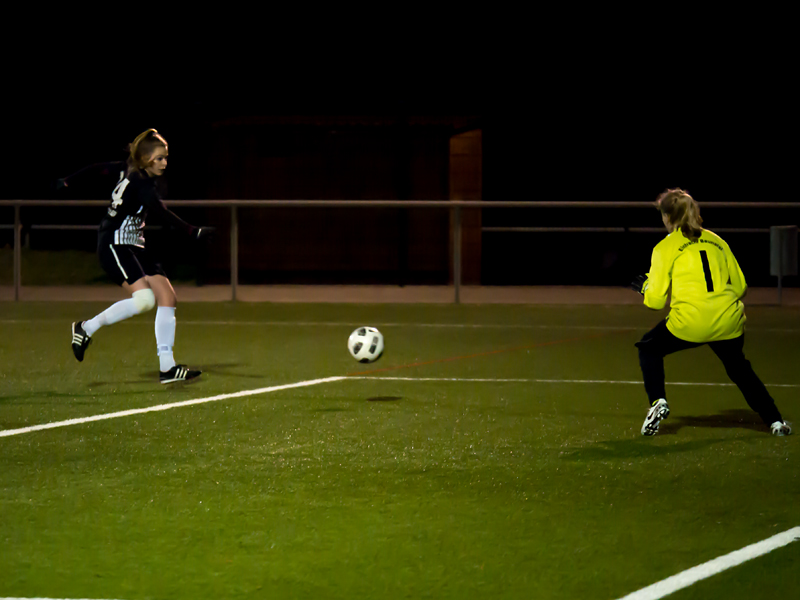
[630,274,649,295]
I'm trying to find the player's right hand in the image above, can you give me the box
[630,274,649,295]
[193,227,214,241]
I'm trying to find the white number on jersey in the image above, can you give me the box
[111,178,131,209]
[109,178,131,216]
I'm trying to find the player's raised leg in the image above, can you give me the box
[72,278,155,362]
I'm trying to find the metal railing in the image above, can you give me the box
[2,200,798,303]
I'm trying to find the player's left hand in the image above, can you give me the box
[51,178,69,194]
[630,274,648,294]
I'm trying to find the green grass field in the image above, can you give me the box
[0,302,798,599]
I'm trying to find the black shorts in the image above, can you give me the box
[97,242,166,286]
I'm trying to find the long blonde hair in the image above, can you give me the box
[126,129,168,174]
[657,188,703,240]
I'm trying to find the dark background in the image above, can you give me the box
[3,56,795,287]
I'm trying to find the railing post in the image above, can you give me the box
[454,205,462,304]
[14,204,21,302]
[231,204,238,302]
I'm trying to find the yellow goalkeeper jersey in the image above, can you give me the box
[643,228,747,342]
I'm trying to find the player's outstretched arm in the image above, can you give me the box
[642,246,670,310]
[143,189,209,240]
[57,161,127,189]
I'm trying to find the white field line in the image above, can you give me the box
[0,319,635,330]
[2,375,798,440]
[182,321,800,334]
[0,376,344,439]
[352,376,800,388]
[615,526,800,600]
[181,321,640,330]
[2,319,799,333]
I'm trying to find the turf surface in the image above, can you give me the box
[0,302,797,599]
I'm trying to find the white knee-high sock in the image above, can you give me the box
[155,306,177,372]
[83,289,155,336]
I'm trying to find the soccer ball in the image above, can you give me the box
[348,327,384,363]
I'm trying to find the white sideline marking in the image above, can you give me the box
[2,375,797,440]
[0,377,345,439]
[352,376,800,388]
[184,321,639,330]
[0,318,636,330]
[185,321,800,334]
[3,318,799,333]
[615,526,800,600]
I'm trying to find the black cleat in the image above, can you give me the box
[160,364,202,384]
[71,321,92,362]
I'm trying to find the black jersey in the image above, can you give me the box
[65,161,196,248]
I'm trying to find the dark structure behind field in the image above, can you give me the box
[7,95,795,289]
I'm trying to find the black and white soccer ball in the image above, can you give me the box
[348,327,384,363]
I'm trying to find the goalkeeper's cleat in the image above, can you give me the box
[770,421,792,436]
[71,321,92,362]
[641,398,670,436]
[160,364,202,384]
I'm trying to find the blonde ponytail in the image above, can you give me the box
[656,188,703,240]
[127,129,168,173]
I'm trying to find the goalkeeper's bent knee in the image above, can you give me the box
[132,289,156,313]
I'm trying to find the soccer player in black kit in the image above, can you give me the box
[65,129,206,383]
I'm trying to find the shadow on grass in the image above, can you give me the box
[561,437,732,460]
[0,390,146,402]
[89,363,265,385]
[367,396,402,402]
[191,363,267,379]
[0,392,112,405]
[89,373,203,387]
[88,378,154,387]
[658,409,765,435]
[562,410,766,461]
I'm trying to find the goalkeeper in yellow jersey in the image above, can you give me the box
[631,189,791,437]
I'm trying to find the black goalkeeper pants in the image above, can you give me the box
[635,319,783,426]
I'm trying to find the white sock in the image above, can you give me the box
[155,306,177,372]
[84,296,142,336]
